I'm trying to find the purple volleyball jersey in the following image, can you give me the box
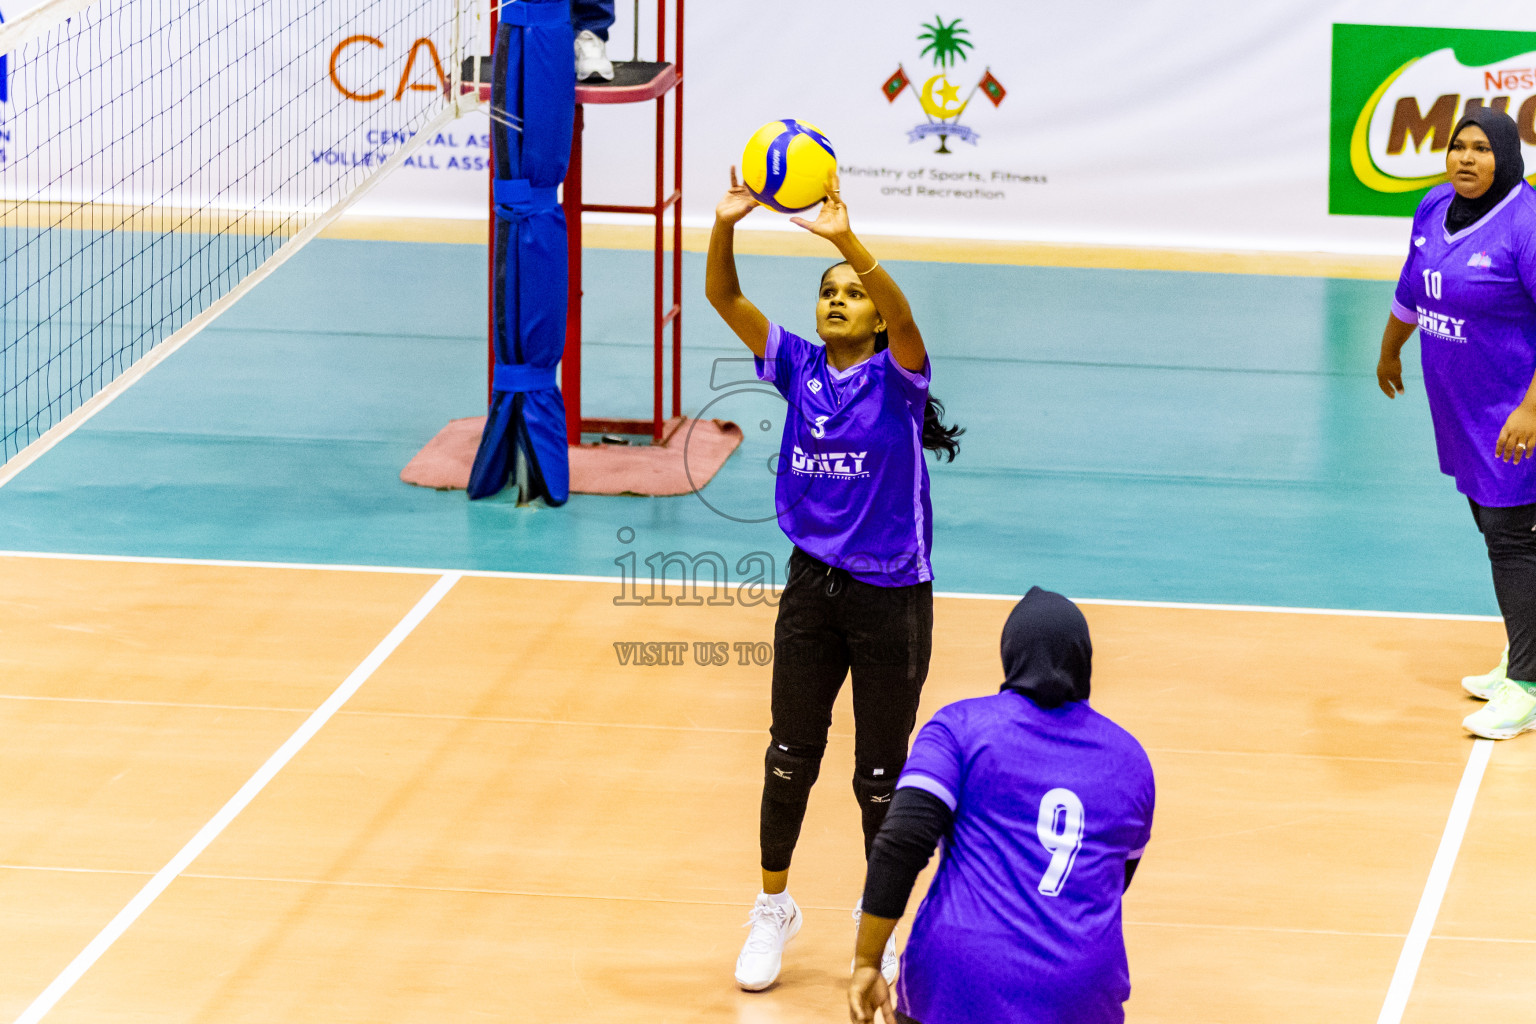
[894,692,1155,1024]
[755,324,934,587]
[1393,182,1536,506]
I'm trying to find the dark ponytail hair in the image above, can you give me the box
[821,263,964,462]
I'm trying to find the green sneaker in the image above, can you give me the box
[1463,679,1536,739]
[1461,646,1510,701]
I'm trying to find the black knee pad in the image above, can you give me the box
[852,762,898,808]
[763,743,822,804]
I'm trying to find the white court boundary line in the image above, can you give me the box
[10,571,461,1024]
[1376,738,1493,1024]
[0,547,1504,623]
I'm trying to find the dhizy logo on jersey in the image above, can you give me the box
[1415,304,1467,343]
[791,445,870,479]
[1468,251,1493,269]
[805,378,822,394]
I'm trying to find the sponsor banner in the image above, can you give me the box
[571,1,1536,252]
[10,1,1536,249]
[1330,23,1536,217]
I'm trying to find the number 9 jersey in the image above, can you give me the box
[1393,181,1536,507]
[894,690,1154,1024]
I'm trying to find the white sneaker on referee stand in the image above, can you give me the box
[735,892,801,991]
[574,30,614,82]
[850,902,899,984]
[1462,645,1510,700]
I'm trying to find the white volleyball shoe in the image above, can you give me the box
[735,892,801,991]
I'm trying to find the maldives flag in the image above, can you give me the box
[881,65,909,102]
[979,68,1006,106]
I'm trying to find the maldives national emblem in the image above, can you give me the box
[881,16,1006,153]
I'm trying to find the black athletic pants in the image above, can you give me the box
[1469,498,1536,681]
[760,547,933,873]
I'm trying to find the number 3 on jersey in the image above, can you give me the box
[1423,268,1443,300]
[1035,787,1085,896]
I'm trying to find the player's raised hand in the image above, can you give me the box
[791,170,851,243]
[716,166,758,224]
[847,964,897,1024]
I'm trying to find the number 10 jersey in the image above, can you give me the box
[1393,181,1536,507]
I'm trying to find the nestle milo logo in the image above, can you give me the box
[1331,24,1536,216]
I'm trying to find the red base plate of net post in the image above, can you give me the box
[400,415,741,497]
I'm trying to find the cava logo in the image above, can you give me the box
[880,15,1006,154]
[329,34,448,103]
[1331,24,1536,216]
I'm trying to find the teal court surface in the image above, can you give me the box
[0,239,1498,612]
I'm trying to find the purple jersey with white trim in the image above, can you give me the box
[755,323,934,587]
[894,691,1155,1024]
[1393,182,1536,506]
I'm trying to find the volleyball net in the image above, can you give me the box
[0,0,480,482]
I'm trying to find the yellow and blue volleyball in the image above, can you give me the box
[741,119,837,213]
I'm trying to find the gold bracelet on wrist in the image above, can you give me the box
[853,260,879,276]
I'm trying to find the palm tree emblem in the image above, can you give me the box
[918,16,972,68]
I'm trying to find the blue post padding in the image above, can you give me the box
[492,179,560,217]
[497,0,569,24]
[468,0,575,504]
[492,363,557,393]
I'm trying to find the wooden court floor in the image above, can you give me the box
[0,553,1528,1024]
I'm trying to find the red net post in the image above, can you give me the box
[562,105,585,445]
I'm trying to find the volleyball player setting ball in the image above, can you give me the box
[1377,107,1536,739]
[705,161,963,992]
